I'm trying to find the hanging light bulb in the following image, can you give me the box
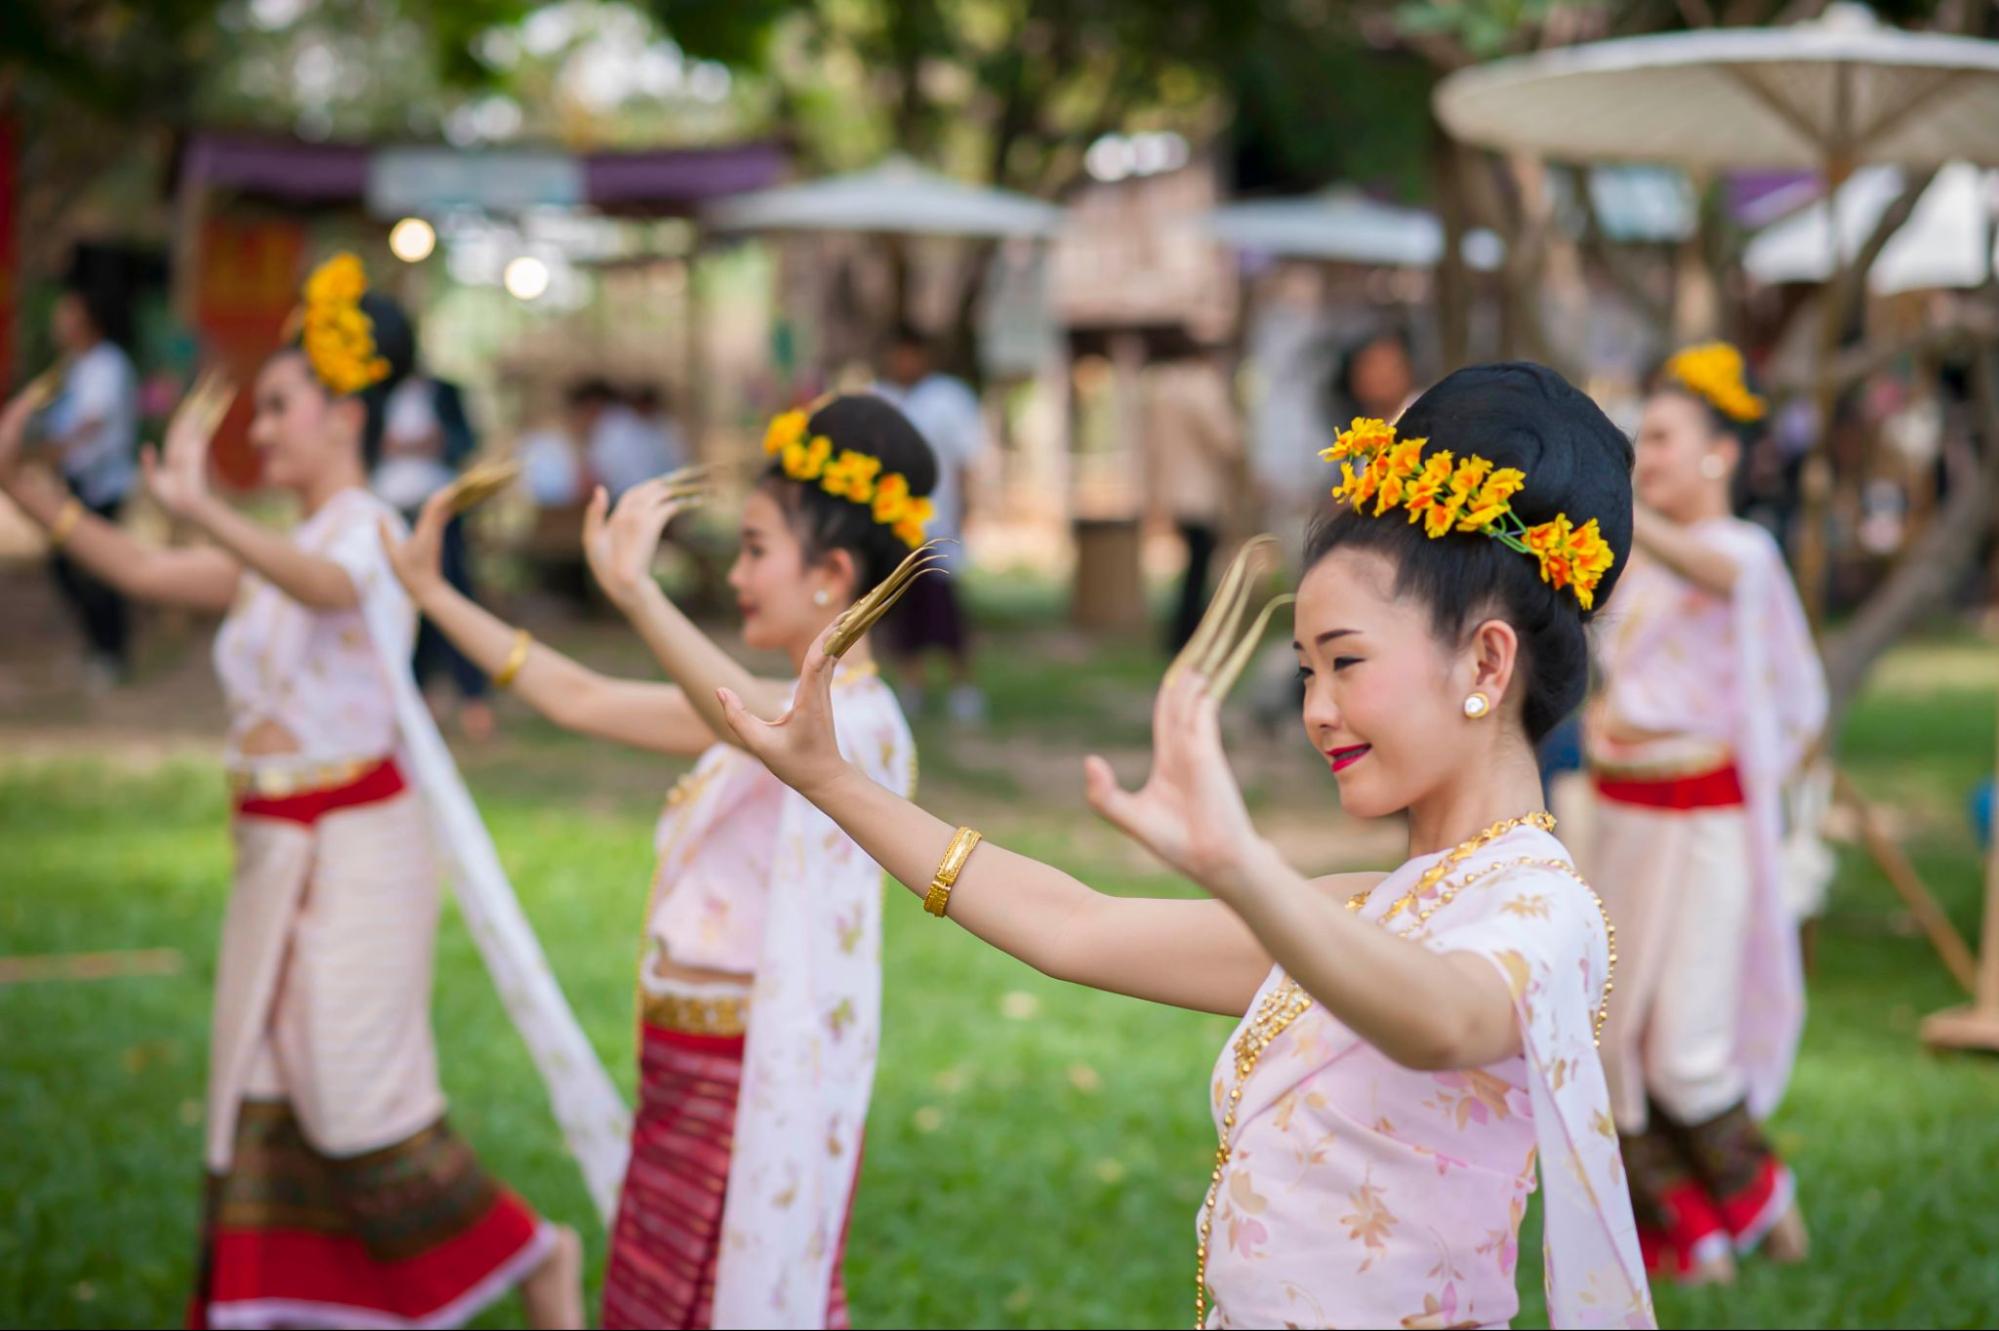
[503,255,550,301]
[388,217,436,263]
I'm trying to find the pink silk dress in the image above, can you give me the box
[622,669,916,1328]
[1587,519,1825,1120]
[1203,824,1654,1330]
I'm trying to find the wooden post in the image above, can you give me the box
[1920,687,1999,1052]
[1070,331,1147,633]
[1835,770,1979,995]
[682,230,706,466]
[1794,151,1852,634]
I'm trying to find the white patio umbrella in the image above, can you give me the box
[1744,160,1998,293]
[1435,2,1999,622]
[1204,189,1504,269]
[1434,4,1999,173]
[703,154,1061,238]
[1437,2,1999,1054]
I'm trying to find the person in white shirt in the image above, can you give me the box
[586,382,678,501]
[42,285,140,685]
[872,325,987,724]
[629,384,687,481]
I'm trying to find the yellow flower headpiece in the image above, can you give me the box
[762,408,935,549]
[297,253,391,396]
[1322,417,1615,610]
[1664,341,1765,424]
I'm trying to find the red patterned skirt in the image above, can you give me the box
[189,1102,551,1329]
[600,1024,853,1330]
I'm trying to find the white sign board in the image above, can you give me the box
[366,148,584,216]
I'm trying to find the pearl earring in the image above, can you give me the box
[1700,454,1728,480]
[1463,692,1491,719]
[813,589,831,608]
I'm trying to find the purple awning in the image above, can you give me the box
[584,143,790,208]
[179,132,788,214]
[181,134,371,203]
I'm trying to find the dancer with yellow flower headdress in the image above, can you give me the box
[1583,342,1826,1285]
[0,255,610,1329]
[380,393,929,1329]
[717,364,1655,1329]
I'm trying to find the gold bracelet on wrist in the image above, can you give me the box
[493,628,533,689]
[47,498,83,550]
[923,826,983,918]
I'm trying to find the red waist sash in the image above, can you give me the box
[1593,763,1745,811]
[233,758,406,825]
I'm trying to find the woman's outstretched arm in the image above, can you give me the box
[718,633,1281,1017]
[586,480,792,750]
[380,490,716,757]
[1088,673,1525,1071]
[0,386,238,613]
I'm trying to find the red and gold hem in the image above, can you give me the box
[189,1101,549,1330]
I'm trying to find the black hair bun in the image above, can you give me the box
[807,394,939,498]
[358,290,416,395]
[764,393,941,598]
[1396,361,1635,615]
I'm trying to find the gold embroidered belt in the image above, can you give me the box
[641,988,749,1037]
[227,756,383,801]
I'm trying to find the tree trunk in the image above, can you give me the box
[1821,346,1999,721]
[1431,113,1471,372]
[941,238,996,388]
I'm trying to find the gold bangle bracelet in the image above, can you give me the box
[923,826,983,918]
[47,498,83,550]
[493,628,532,689]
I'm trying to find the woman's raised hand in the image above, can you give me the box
[583,479,696,609]
[378,487,452,601]
[1084,667,1265,899]
[715,623,850,799]
[143,370,234,519]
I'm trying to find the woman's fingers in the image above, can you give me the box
[801,622,841,685]
[583,485,609,535]
[1083,754,1139,833]
[1156,668,1201,750]
[715,686,779,753]
[414,488,453,541]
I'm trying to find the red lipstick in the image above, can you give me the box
[1326,744,1371,774]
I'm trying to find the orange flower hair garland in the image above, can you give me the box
[298,253,391,396]
[1323,417,1616,610]
[1664,342,1765,423]
[762,409,935,549]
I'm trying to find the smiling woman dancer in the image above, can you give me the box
[381,394,927,1329]
[715,363,1655,1329]
[0,255,600,1329]
[1585,342,1825,1284]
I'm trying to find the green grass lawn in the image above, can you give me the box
[2,623,1997,1328]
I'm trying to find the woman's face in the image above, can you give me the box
[1350,339,1415,419]
[247,353,350,493]
[1293,548,1486,821]
[1634,390,1732,519]
[728,487,845,654]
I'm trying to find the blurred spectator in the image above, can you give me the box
[42,284,139,689]
[1332,325,1418,424]
[872,323,987,725]
[630,384,688,477]
[372,367,498,741]
[585,380,676,499]
[519,419,586,508]
[1142,333,1244,652]
[1242,295,1333,559]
